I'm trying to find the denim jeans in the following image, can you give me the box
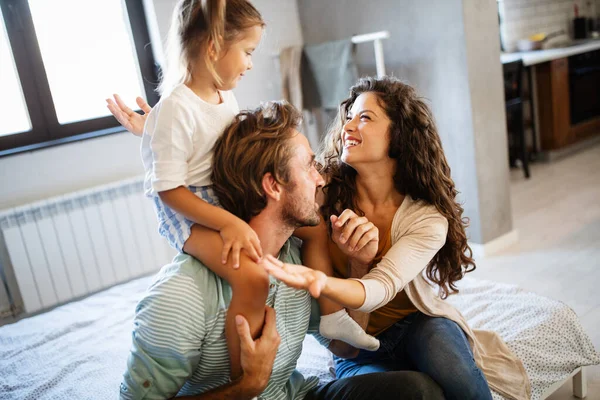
[335,312,493,400]
[305,371,444,400]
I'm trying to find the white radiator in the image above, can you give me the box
[0,177,176,317]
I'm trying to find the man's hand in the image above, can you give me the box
[331,210,379,269]
[236,307,280,397]
[106,94,151,136]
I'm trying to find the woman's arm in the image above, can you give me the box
[356,213,448,312]
[260,255,366,309]
[263,211,448,312]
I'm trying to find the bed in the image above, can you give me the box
[0,275,598,400]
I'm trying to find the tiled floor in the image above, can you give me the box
[471,144,600,399]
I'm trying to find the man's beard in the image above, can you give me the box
[281,185,321,229]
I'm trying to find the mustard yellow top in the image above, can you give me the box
[328,227,417,336]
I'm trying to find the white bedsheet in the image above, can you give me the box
[0,276,598,399]
[448,277,600,399]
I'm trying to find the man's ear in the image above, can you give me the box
[262,173,283,201]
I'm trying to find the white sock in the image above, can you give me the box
[319,309,380,351]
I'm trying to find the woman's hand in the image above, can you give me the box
[105,94,151,136]
[331,210,379,267]
[220,218,263,268]
[260,255,327,298]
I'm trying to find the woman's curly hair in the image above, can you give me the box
[318,76,475,298]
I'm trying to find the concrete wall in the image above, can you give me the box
[463,0,513,243]
[0,0,303,211]
[297,0,512,244]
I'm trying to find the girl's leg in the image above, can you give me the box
[401,313,493,400]
[300,236,379,350]
[318,298,379,350]
[184,224,270,380]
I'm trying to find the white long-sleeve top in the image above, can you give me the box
[355,195,448,313]
[141,84,239,196]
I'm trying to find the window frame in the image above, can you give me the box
[0,0,159,157]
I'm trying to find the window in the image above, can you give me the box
[0,0,159,156]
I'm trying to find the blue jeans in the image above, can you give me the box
[305,371,443,400]
[335,312,493,400]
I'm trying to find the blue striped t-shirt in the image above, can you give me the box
[120,238,320,399]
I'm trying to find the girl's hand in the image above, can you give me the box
[220,218,263,268]
[105,94,151,137]
[331,210,379,267]
[260,255,327,298]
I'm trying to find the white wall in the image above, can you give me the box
[499,0,600,52]
[0,0,303,211]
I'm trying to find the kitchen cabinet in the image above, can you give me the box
[536,54,600,151]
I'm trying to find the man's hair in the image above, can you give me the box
[211,101,302,222]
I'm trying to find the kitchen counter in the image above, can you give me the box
[501,38,600,65]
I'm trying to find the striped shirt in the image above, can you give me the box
[120,238,320,399]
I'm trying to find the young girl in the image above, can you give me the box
[107,0,379,380]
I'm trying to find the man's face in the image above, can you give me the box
[280,132,325,228]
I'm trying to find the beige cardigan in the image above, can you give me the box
[355,196,531,400]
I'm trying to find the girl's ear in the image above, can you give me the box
[206,39,218,61]
[206,36,225,61]
[206,40,217,62]
[262,173,283,202]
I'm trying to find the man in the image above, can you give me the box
[119,101,443,399]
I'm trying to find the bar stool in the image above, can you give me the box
[503,60,531,178]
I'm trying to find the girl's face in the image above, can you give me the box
[341,92,392,168]
[213,25,263,91]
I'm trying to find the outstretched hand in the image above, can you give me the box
[260,255,327,298]
[106,94,151,137]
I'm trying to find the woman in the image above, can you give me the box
[262,76,530,400]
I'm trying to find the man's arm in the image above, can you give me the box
[177,308,281,400]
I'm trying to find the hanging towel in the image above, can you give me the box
[279,46,304,111]
[302,39,359,110]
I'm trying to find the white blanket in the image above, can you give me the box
[0,276,598,399]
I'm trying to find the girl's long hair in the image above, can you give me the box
[159,0,264,95]
[319,76,476,298]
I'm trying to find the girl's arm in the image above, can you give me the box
[106,94,150,136]
[160,186,241,232]
[160,187,262,265]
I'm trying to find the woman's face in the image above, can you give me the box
[341,92,392,168]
